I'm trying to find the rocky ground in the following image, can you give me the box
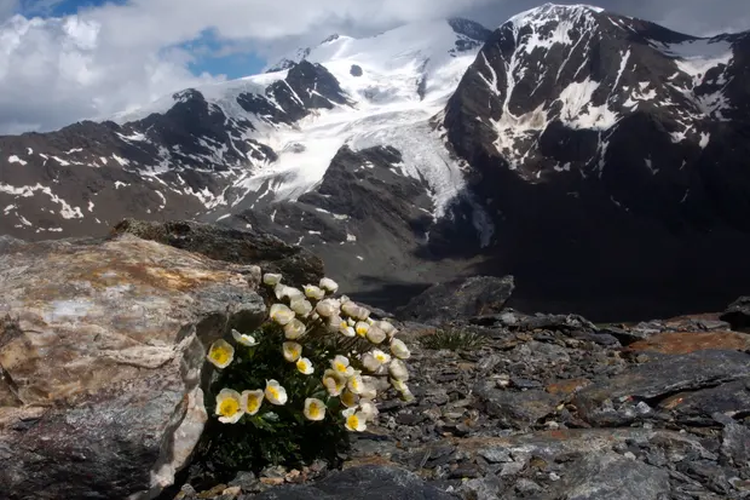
[175,299,750,500]
[2,221,747,500]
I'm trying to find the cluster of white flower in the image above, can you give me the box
[207,272,414,433]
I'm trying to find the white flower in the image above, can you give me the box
[303,285,325,300]
[340,390,359,408]
[263,273,282,286]
[264,379,288,405]
[341,301,363,319]
[372,349,392,364]
[270,303,295,325]
[275,284,304,301]
[283,341,303,362]
[389,358,409,381]
[366,326,386,344]
[391,378,408,393]
[342,407,367,432]
[241,389,264,416]
[339,324,356,338]
[316,298,340,318]
[355,321,370,338]
[390,338,411,359]
[290,298,313,317]
[296,357,314,375]
[361,353,380,373]
[347,373,365,395]
[231,329,258,347]
[360,383,378,400]
[375,320,396,336]
[331,355,354,376]
[284,318,306,340]
[215,388,244,424]
[207,339,235,369]
[323,369,347,396]
[328,315,343,333]
[359,400,379,421]
[319,277,339,294]
[303,398,326,421]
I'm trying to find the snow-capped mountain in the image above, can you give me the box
[1,4,749,319]
[443,3,750,317]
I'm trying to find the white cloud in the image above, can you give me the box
[0,0,500,134]
[0,0,747,135]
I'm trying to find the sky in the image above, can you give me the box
[0,0,748,135]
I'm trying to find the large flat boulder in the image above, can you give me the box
[110,219,325,287]
[0,234,265,499]
[396,275,514,325]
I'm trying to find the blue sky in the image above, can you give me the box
[15,0,267,78]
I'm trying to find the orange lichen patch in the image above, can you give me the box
[659,394,687,410]
[625,331,750,355]
[546,378,592,396]
[342,455,397,469]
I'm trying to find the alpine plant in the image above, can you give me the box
[207,272,415,438]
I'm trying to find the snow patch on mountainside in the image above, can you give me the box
[221,19,483,217]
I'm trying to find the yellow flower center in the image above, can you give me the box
[219,398,239,418]
[211,347,230,365]
[309,403,320,417]
[346,414,360,430]
[335,362,346,373]
[268,387,279,400]
[247,396,260,413]
[350,379,360,391]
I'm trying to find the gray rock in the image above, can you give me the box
[0,234,266,499]
[721,296,750,333]
[666,379,750,426]
[575,350,750,426]
[557,453,670,500]
[457,476,506,500]
[721,422,750,467]
[474,385,559,428]
[397,275,514,325]
[250,465,455,499]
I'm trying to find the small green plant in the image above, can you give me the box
[199,273,415,474]
[420,327,488,351]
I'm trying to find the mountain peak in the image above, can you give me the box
[506,3,605,28]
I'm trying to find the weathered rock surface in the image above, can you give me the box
[110,219,325,287]
[0,234,266,500]
[397,276,515,325]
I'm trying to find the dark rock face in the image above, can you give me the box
[110,219,325,287]
[221,145,467,310]
[442,5,750,320]
[397,275,515,325]
[721,296,750,332]
[447,18,493,53]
